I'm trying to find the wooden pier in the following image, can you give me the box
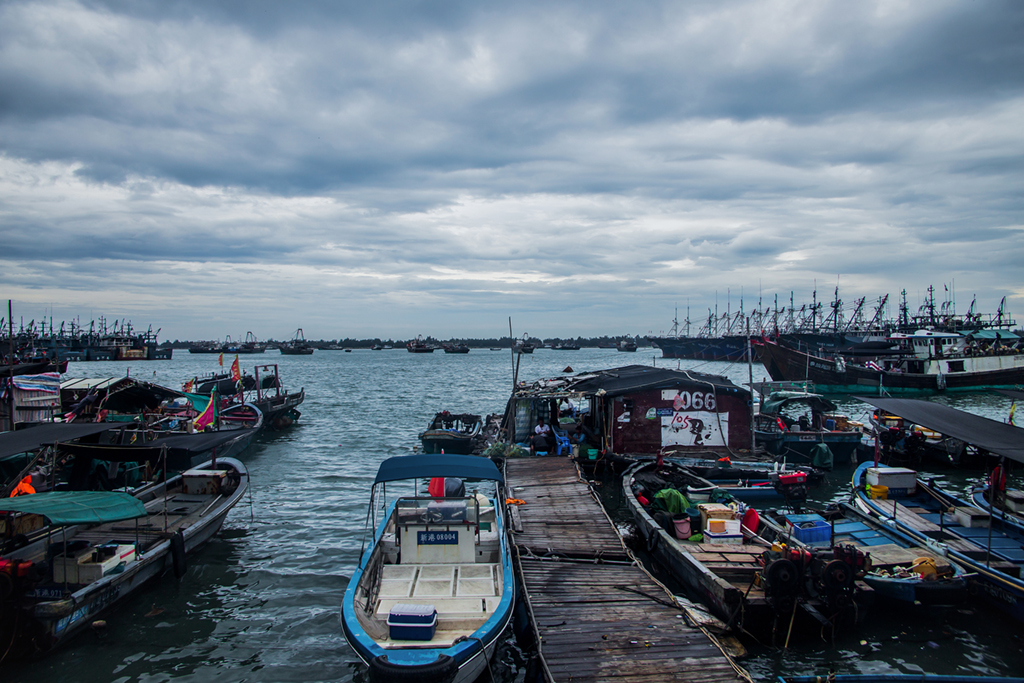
[505,457,750,683]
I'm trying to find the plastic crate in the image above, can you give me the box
[792,520,831,544]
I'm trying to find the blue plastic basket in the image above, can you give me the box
[792,520,831,544]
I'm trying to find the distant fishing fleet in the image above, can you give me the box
[650,285,1023,393]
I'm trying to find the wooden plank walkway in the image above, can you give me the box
[505,458,748,683]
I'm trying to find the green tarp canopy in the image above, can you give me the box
[0,491,147,525]
[967,329,1019,340]
[760,391,837,416]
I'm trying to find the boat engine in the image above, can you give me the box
[772,472,809,507]
[759,545,813,617]
[804,544,866,614]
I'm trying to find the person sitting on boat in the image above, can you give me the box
[534,416,555,452]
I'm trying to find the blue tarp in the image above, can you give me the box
[374,454,503,485]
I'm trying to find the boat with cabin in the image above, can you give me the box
[753,390,863,468]
[279,328,315,355]
[419,412,484,455]
[342,455,514,683]
[407,336,436,353]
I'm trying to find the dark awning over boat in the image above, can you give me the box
[58,430,250,462]
[0,490,147,525]
[0,423,116,460]
[568,365,750,398]
[994,389,1024,401]
[855,397,1024,464]
[374,455,504,484]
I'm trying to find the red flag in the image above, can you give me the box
[230,355,241,382]
[218,352,224,367]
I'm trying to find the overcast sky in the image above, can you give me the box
[1,0,1022,341]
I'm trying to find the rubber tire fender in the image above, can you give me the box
[368,653,458,683]
[170,530,187,579]
[645,525,660,553]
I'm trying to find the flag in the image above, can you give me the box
[230,355,241,382]
[218,352,224,367]
[193,392,218,431]
[183,378,195,393]
[1010,401,1017,426]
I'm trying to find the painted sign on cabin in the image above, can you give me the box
[660,390,729,447]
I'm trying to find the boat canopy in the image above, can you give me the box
[561,365,750,399]
[59,430,249,462]
[761,391,838,416]
[967,329,1020,340]
[374,454,503,485]
[856,397,1024,464]
[0,423,115,460]
[0,490,147,525]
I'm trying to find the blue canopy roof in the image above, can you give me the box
[374,455,503,485]
[0,491,148,525]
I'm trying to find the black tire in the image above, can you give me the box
[368,654,458,683]
[171,531,187,578]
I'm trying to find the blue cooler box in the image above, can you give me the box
[387,603,438,641]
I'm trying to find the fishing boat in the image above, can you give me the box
[616,340,638,352]
[279,328,315,355]
[753,391,864,468]
[342,455,514,683]
[851,463,1024,623]
[419,412,484,455]
[186,363,303,430]
[0,457,248,660]
[623,459,869,641]
[758,331,1024,394]
[407,336,436,353]
[762,502,969,606]
[442,344,470,354]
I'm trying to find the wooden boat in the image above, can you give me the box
[754,391,863,467]
[852,462,1024,623]
[279,328,315,355]
[762,502,969,606]
[187,363,303,430]
[623,459,870,641]
[781,675,1024,683]
[419,412,483,455]
[442,344,470,354]
[668,455,825,490]
[0,457,248,660]
[342,455,514,683]
[407,336,435,353]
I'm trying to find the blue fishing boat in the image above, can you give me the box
[342,455,514,683]
[852,462,1024,624]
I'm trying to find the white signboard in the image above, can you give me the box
[660,390,728,447]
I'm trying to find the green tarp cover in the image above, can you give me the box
[654,488,691,514]
[761,391,838,416]
[968,329,1019,340]
[182,391,213,413]
[0,491,147,525]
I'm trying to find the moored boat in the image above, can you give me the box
[851,462,1024,624]
[419,412,483,455]
[342,455,514,683]
[754,391,863,468]
[279,328,315,355]
[407,336,435,353]
[0,458,248,660]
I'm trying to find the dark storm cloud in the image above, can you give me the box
[0,0,1021,339]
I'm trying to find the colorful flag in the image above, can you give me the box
[183,378,195,393]
[1010,401,1017,426]
[192,392,218,431]
[218,352,224,367]
[230,355,241,382]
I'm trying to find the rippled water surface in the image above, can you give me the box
[3,348,1021,682]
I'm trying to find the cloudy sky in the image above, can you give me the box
[1,0,1022,341]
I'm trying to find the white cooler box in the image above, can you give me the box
[182,469,228,495]
[866,467,917,497]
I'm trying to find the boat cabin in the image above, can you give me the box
[504,365,752,456]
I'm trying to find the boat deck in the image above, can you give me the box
[506,457,749,683]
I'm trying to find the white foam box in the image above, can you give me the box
[182,469,227,495]
[703,530,743,545]
[866,467,917,497]
[955,506,990,528]
[705,518,742,535]
[1005,490,1024,513]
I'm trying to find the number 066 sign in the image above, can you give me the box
[665,390,717,411]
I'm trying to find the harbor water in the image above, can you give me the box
[2,348,1022,682]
